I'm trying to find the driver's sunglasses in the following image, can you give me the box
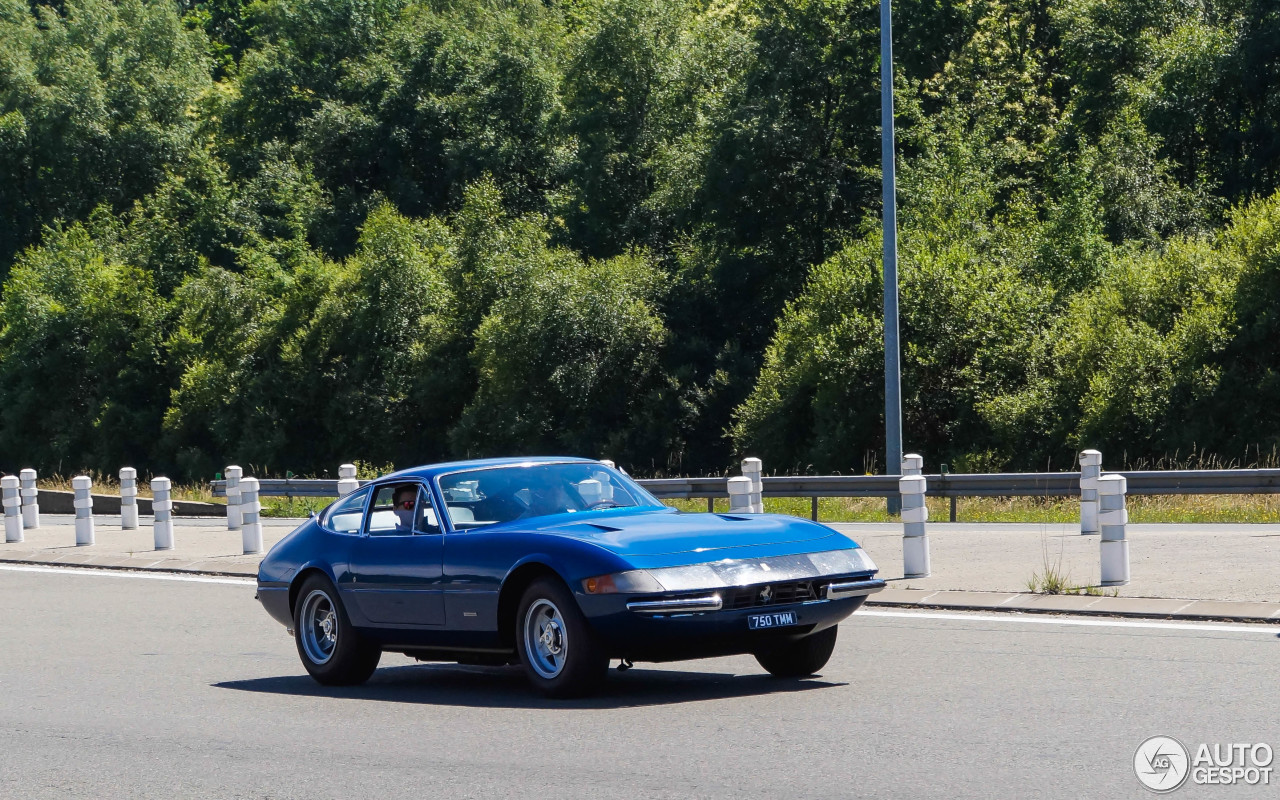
[397,500,415,509]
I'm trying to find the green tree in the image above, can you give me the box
[453,247,669,460]
[0,222,169,472]
[0,0,211,270]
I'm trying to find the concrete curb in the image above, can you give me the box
[867,587,1280,624]
[0,557,253,579]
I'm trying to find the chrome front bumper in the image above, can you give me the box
[624,577,886,615]
[626,595,724,614]
[824,578,887,600]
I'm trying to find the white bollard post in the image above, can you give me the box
[120,467,139,530]
[1079,449,1101,535]
[2,476,22,543]
[900,472,930,578]
[901,453,923,477]
[591,469,616,503]
[241,476,263,555]
[1098,474,1130,586]
[72,475,94,546]
[225,465,242,531]
[19,468,38,529]
[151,477,174,551]
[578,479,603,507]
[741,457,763,513]
[337,464,359,497]
[599,459,616,469]
[727,476,753,514]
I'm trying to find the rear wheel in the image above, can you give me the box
[516,577,608,697]
[293,573,381,686]
[755,625,838,677]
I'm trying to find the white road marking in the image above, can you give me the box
[0,563,255,586]
[861,608,1279,634]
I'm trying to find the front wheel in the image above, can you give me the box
[754,625,838,677]
[516,577,608,697]
[293,574,381,686]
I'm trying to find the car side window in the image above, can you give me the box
[366,483,440,536]
[322,487,371,534]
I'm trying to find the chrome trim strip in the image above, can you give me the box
[626,594,723,614]
[825,579,887,600]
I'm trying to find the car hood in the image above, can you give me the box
[534,508,843,558]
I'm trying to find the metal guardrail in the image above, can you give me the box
[210,478,354,498]
[211,468,1280,500]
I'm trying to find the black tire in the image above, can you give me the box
[293,573,381,686]
[515,577,608,697]
[754,625,838,678]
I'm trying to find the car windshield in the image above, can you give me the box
[437,463,660,529]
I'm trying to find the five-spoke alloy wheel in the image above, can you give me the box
[516,577,607,697]
[292,573,381,686]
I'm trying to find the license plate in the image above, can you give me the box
[748,611,798,629]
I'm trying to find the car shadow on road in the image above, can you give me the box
[214,663,845,709]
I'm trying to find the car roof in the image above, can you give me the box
[374,456,599,482]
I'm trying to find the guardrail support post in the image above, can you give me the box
[337,464,359,497]
[241,477,263,554]
[19,468,38,529]
[3,476,22,543]
[152,477,174,550]
[226,465,242,531]
[1098,474,1130,586]
[741,458,763,513]
[1079,449,1101,535]
[727,476,753,514]
[73,475,94,546]
[900,470,930,578]
[120,467,139,530]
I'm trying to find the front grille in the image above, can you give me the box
[723,580,825,610]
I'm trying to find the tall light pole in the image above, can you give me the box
[881,0,903,510]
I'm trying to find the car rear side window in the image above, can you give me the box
[322,487,371,534]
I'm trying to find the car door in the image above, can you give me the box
[346,482,445,626]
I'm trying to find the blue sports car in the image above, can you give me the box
[256,457,885,697]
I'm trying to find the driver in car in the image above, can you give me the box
[392,485,417,532]
[523,479,574,518]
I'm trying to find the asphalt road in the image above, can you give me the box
[1,565,1277,799]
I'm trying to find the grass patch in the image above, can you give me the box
[1023,535,1118,596]
[665,494,1280,524]
[261,496,330,518]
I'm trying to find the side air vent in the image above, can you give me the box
[553,522,622,534]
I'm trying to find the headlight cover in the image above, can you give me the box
[648,548,878,592]
[583,549,876,595]
[581,570,664,594]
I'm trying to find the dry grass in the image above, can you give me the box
[664,493,1280,523]
[36,474,222,504]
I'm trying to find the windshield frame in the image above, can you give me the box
[432,460,663,530]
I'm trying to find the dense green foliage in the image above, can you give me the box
[1,0,1279,477]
